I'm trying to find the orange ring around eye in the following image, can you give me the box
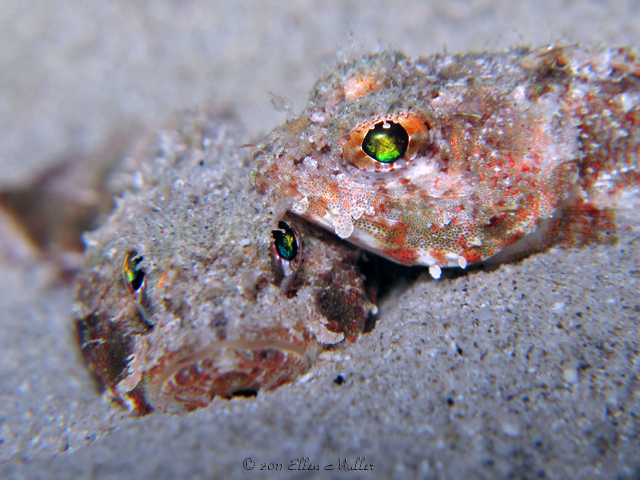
[342,113,431,172]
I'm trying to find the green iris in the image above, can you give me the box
[123,250,145,293]
[272,221,298,261]
[362,121,409,163]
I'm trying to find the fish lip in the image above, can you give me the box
[147,338,314,410]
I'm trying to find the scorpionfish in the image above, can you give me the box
[251,45,640,278]
[73,110,375,414]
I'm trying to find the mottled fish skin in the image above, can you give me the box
[251,45,640,279]
[73,110,376,415]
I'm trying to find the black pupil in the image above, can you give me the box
[361,121,409,163]
[272,221,298,261]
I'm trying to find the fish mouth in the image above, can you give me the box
[148,339,314,414]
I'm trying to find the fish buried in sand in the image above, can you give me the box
[73,111,376,414]
[251,45,640,279]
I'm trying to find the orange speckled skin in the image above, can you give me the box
[251,45,640,277]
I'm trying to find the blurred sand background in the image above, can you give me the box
[1,1,639,478]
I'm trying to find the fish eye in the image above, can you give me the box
[270,219,303,294]
[272,221,299,261]
[123,250,145,293]
[361,121,408,163]
[341,113,431,173]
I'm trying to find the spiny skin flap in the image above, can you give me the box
[251,45,640,277]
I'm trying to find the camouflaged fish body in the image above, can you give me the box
[251,45,640,278]
[74,111,375,414]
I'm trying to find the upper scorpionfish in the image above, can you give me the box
[73,110,375,414]
[251,45,640,278]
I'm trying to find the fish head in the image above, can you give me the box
[74,111,375,414]
[251,49,582,276]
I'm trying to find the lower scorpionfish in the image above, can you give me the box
[72,110,375,414]
[251,45,640,278]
